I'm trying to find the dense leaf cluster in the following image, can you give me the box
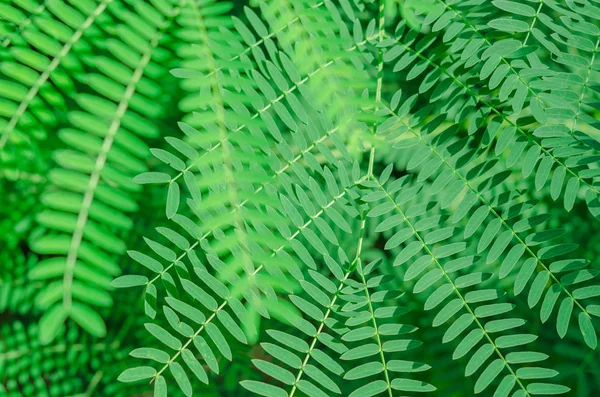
[1,0,600,396]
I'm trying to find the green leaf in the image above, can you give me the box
[134,172,171,184]
[182,348,208,384]
[564,177,579,211]
[474,359,504,393]
[118,366,157,383]
[474,303,514,318]
[487,230,513,264]
[495,333,537,348]
[130,348,170,363]
[573,285,600,299]
[343,326,376,342]
[391,378,436,392]
[465,206,489,238]
[349,380,387,397]
[166,182,180,219]
[111,275,148,288]
[267,329,308,353]
[443,314,474,343]
[556,297,574,338]
[218,310,248,344]
[516,367,558,379]
[128,250,163,273]
[453,329,483,359]
[540,284,561,323]
[193,336,219,374]
[535,156,553,191]
[205,322,232,361]
[166,297,205,324]
[195,267,229,299]
[530,97,547,124]
[433,299,463,326]
[499,245,525,278]
[303,364,340,393]
[506,351,548,364]
[155,376,167,397]
[414,269,444,293]
[488,18,530,32]
[253,360,295,385]
[312,349,344,375]
[262,343,302,368]
[241,380,287,397]
[515,258,537,295]
[145,323,182,350]
[341,344,380,360]
[528,271,550,308]
[39,305,68,345]
[492,1,536,16]
[170,361,192,397]
[526,383,570,395]
[70,302,106,337]
[522,146,541,178]
[405,255,433,280]
[478,219,502,253]
[344,362,384,380]
[578,312,597,349]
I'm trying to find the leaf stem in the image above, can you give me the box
[62,4,180,312]
[368,0,385,178]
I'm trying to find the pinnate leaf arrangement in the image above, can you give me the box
[1,0,600,396]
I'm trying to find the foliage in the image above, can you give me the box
[1,0,600,396]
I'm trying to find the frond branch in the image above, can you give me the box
[372,175,531,396]
[153,174,365,380]
[62,7,181,310]
[382,101,592,322]
[384,31,600,199]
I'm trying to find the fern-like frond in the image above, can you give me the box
[340,247,435,395]
[242,252,355,397]
[119,161,366,395]
[363,21,600,348]
[374,84,600,348]
[365,167,570,395]
[28,0,186,343]
[407,1,600,219]
[115,1,380,392]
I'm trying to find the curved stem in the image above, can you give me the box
[62,6,179,311]
[521,1,544,47]
[356,233,394,397]
[368,0,385,178]
[288,272,351,397]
